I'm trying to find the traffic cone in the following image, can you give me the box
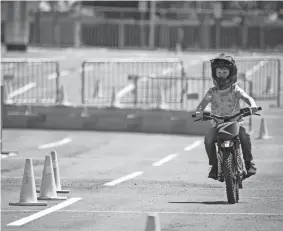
[156,85,168,110]
[9,159,47,206]
[144,213,161,231]
[50,151,69,193]
[37,155,67,200]
[257,117,271,140]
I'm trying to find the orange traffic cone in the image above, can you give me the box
[144,213,161,231]
[156,85,168,110]
[50,151,69,193]
[9,159,47,206]
[257,117,271,140]
[37,155,67,200]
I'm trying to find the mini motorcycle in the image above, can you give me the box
[192,106,262,204]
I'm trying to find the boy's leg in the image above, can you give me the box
[204,127,218,179]
[239,126,257,177]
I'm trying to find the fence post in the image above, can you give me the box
[248,80,253,133]
[55,62,60,104]
[215,19,221,49]
[133,76,138,106]
[277,59,281,107]
[0,83,3,154]
[74,17,81,48]
[149,0,156,49]
[81,62,85,104]
[118,22,124,49]
[180,60,186,109]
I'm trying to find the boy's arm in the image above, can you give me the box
[236,86,257,108]
[196,89,212,112]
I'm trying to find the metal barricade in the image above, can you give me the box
[202,57,281,106]
[1,58,60,104]
[81,58,184,107]
[148,76,214,111]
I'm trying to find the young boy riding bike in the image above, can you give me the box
[196,53,257,180]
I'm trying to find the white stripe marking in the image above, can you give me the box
[184,140,202,151]
[48,70,70,80]
[3,210,283,216]
[38,137,72,150]
[7,82,36,98]
[152,154,178,167]
[116,83,135,99]
[104,171,143,186]
[0,153,18,159]
[6,197,82,227]
[245,61,267,80]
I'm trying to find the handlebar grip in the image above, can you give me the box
[192,114,196,118]
[257,106,262,111]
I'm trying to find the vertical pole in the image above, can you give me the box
[141,12,145,48]
[249,81,253,133]
[81,62,85,104]
[277,59,281,107]
[149,0,156,49]
[0,75,3,154]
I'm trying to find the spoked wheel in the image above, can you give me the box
[223,152,238,204]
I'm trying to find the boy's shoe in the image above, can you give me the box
[245,161,257,178]
[208,165,217,180]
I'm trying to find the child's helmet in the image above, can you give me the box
[210,53,238,90]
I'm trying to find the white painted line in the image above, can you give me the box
[104,171,143,186]
[7,82,37,99]
[48,70,70,80]
[116,83,135,99]
[3,210,282,216]
[6,197,82,227]
[152,154,179,167]
[245,61,267,80]
[184,140,202,151]
[1,153,18,159]
[2,56,66,62]
[38,137,72,150]
[47,73,57,80]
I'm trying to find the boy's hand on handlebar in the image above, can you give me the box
[251,107,258,113]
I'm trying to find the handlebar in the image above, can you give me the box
[192,106,262,123]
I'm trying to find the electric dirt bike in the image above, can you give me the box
[192,106,262,204]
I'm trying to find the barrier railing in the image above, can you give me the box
[81,58,184,107]
[1,59,61,104]
[26,16,283,51]
[202,57,281,106]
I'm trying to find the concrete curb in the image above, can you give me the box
[3,104,211,136]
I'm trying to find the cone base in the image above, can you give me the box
[38,196,67,200]
[1,151,18,155]
[257,135,272,140]
[57,189,70,194]
[145,214,161,231]
[9,201,47,206]
[36,189,70,194]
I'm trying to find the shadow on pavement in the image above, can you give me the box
[168,201,229,205]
